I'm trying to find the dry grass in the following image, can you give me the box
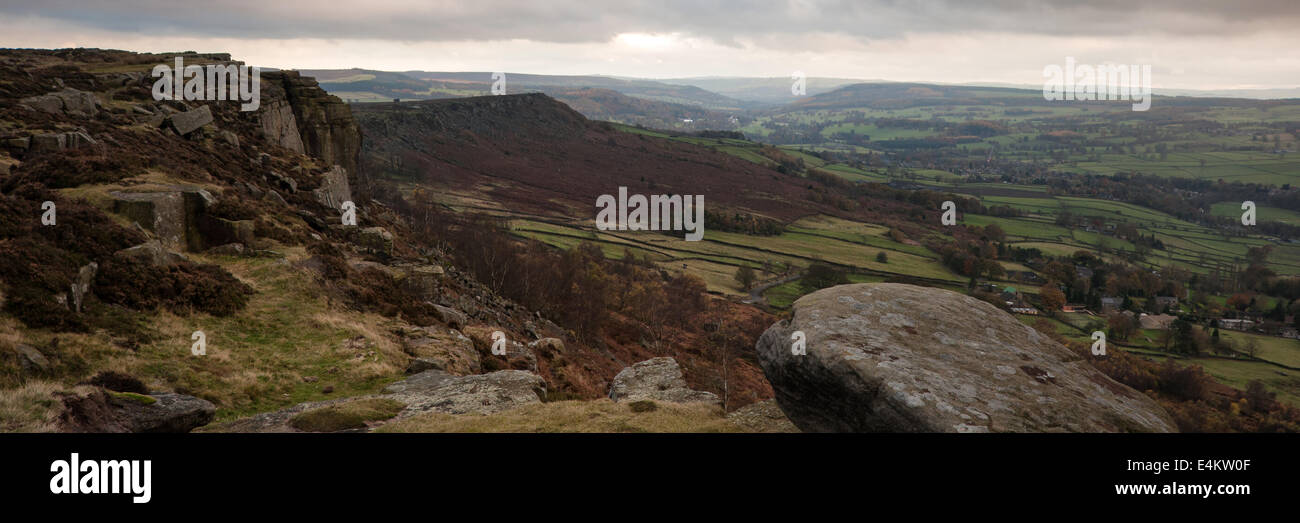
[376,399,743,433]
[0,381,80,432]
[68,246,407,421]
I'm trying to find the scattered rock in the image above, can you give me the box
[69,262,97,314]
[65,131,96,149]
[218,130,240,147]
[355,226,392,254]
[113,240,183,267]
[263,189,288,207]
[609,357,720,406]
[267,170,298,193]
[727,399,800,433]
[168,105,213,136]
[400,326,480,375]
[29,133,66,153]
[13,343,49,373]
[528,337,565,356]
[399,264,444,301]
[755,283,1179,433]
[21,88,98,116]
[205,243,245,256]
[3,137,30,150]
[431,304,468,329]
[463,326,538,372]
[198,216,255,248]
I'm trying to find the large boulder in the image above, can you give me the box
[756,283,1178,433]
[110,186,216,251]
[59,390,215,433]
[608,357,720,406]
[113,393,216,433]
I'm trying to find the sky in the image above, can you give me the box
[1,0,1298,90]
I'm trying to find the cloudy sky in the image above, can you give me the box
[1,0,1298,89]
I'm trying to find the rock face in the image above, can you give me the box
[263,71,364,198]
[756,283,1178,433]
[608,357,720,406]
[312,165,353,211]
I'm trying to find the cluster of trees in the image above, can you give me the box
[1032,318,1300,432]
[409,203,711,341]
[934,223,1008,280]
[704,210,785,236]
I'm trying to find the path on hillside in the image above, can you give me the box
[744,272,805,305]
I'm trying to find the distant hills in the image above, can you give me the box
[302,67,1299,134]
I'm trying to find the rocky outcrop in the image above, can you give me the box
[463,326,538,372]
[383,369,546,417]
[262,70,363,198]
[110,186,216,251]
[397,264,444,301]
[398,325,480,375]
[58,389,215,433]
[608,357,720,406]
[258,97,306,154]
[21,88,99,117]
[430,303,467,329]
[756,283,1178,433]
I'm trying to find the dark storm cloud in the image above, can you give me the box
[1,0,1297,44]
